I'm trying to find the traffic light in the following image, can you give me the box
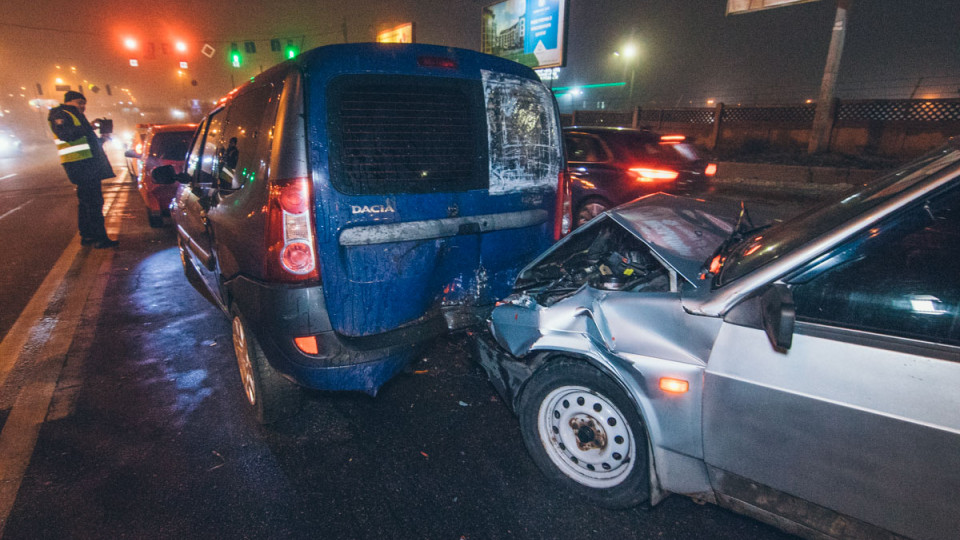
[285,40,298,59]
[230,43,242,67]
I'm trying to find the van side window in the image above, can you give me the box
[790,186,960,347]
[197,111,225,188]
[184,119,207,177]
[218,83,282,194]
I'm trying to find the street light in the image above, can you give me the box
[613,42,640,105]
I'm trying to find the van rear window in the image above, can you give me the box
[328,75,487,195]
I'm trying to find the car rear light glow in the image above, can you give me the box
[418,56,458,69]
[705,163,717,176]
[659,377,689,394]
[266,177,319,282]
[659,134,686,143]
[554,170,573,240]
[629,167,679,183]
[294,336,319,355]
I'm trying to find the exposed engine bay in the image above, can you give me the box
[513,218,676,306]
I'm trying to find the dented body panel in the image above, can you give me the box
[481,147,960,540]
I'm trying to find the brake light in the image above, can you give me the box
[659,134,686,143]
[266,177,319,282]
[418,56,458,69]
[704,163,717,176]
[629,167,679,183]
[554,170,572,240]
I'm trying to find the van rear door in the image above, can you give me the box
[312,62,562,338]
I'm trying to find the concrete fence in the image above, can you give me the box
[561,98,960,159]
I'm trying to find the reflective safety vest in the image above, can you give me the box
[51,110,93,164]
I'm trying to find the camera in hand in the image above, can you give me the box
[92,118,113,136]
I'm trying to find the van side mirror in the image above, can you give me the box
[760,284,795,352]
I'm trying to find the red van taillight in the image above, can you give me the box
[266,177,319,282]
[554,170,572,240]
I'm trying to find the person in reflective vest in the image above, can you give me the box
[48,91,119,248]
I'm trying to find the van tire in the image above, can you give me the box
[518,359,649,509]
[230,308,302,424]
[147,209,163,228]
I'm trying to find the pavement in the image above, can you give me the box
[712,160,884,197]
[0,172,797,539]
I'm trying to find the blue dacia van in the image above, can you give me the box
[162,43,568,422]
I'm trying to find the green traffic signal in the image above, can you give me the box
[285,44,298,59]
[231,51,242,67]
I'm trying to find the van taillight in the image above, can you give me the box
[418,56,458,69]
[266,177,319,282]
[554,170,572,240]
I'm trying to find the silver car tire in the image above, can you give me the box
[229,308,302,424]
[518,359,650,509]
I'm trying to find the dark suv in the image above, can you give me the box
[158,43,565,423]
[564,126,716,227]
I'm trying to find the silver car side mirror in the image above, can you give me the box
[761,284,795,352]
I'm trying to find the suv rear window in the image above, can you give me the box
[327,75,487,195]
[150,131,194,160]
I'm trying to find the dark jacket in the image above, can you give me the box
[48,104,115,183]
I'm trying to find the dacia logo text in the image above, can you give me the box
[351,202,396,214]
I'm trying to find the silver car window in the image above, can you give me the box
[717,145,960,286]
[789,185,960,348]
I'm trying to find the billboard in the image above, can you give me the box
[481,0,567,69]
[377,23,415,43]
[726,0,820,15]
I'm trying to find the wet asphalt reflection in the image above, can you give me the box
[0,184,804,539]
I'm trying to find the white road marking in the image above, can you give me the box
[0,174,15,181]
[0,201,29,221]
[0,181,127,536]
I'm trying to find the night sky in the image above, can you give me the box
[1,0,958,123]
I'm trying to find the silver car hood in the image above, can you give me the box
[582,193,737,287]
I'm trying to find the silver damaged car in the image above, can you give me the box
[475,141,960,540]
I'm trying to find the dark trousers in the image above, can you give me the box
[75,178,108,240]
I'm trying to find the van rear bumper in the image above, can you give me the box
[227,275,476,395]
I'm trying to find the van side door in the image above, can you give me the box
[176,110,225,300]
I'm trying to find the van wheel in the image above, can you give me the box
[147,209,163,228]
[518,360,649,509]
[575,198,610,228]
[230,309,302,424]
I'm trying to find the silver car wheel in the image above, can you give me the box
[537,385,636,488]
[231,316,257,406]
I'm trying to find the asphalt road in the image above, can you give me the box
[0,166,811,539]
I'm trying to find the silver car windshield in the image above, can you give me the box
[716,143,960,287]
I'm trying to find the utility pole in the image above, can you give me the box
[808,0,853,154]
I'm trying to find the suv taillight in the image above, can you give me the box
[266,177,319,282]
[554,170,572,240]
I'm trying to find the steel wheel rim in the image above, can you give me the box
[537,385,636,488]
[232,316,257,405]
[576,202,607,227]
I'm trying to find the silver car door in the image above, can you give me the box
[702,186,960,540]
